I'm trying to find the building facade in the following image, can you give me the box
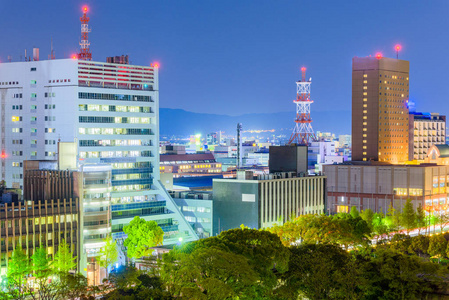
[0,58,197,247]
[0,198,79,277]
[160,153,222,177]
[409,112,446,161]
[212,172,326,235]
[324,163,449,214]
[352,56,410,163]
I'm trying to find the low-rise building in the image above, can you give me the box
[212,171,326,235]
[324,162,449,214]
[160,153,222,177]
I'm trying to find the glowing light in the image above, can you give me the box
[1,154,5,159]
[83,6,88,13]
[153,63,159,68]
[395,44,402,51]
[301,67,306,72]
[375,52,382,59]
[72,55,77,59]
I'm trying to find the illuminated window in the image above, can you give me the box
[11,116,20,122]
[363,152,367,155]
[363,134,367,137]
[363,128,367,131]
[337,205,349,213]
[363,86,367,90]
[363,110,367,113]
[363,116,367,119]
[363,104,367,108]
[363,122,367,126]
[363,140,367,143]
[363,146,367,149]
[363,92,367,96]
[362,158,367,161]
[363,80,367,84]
[363,74,368,78]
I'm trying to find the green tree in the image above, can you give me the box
[350,206,360,218]
[53,239,76,273]
[372,211,389,243]
[435,210,449,233]
[56,273,91,300]
[99,236,119,275]
[360,208,374,231]
[367,248,444,299]
[416,203,426,235]
[6,247,30,300]
[30,245,57,300]
[400,199,416,235]
[385,204,400,233]
[408,235,429,257]
[161,247,258,299]
[279,243,354,300]
[123,216,164,259]
[428,234,447,261]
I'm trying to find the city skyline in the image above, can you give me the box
[0,1,448,117]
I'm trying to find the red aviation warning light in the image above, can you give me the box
[1,151,6,159]
[288,67,316,145]
[395,44,402,59]
[153,63,159,68]
[78,5,92,61]
[375,52,382,59]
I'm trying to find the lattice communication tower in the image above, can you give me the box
[288,67,316,145]
[78,6,92,61]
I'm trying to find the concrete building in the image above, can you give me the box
[324,162,449,214]
[409,112,446,161]
[212,171,326,235]
[338,135,351,147]
[308,141,340,173]
[170,191,213,238]
[352,56,410,163]
[160,153,222,177]
[0,58,197,247]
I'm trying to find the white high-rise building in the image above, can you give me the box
[0,58,197,246]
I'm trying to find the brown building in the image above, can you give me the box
[0,197,79,277]
[352,56,410,163]
[324,162,449,214]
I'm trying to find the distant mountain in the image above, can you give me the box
[160,108,351,137]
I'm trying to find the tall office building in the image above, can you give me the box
[0,58,197,246]
[352,56,410,163]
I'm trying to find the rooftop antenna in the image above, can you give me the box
[78,5,92,61]
[25,49,27,62]
[237,123,243,169]
[49,37,55,60]
[395,44,402,59]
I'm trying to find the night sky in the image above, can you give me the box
[1,1,448,117]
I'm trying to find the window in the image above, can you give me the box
[30,80,37,84]
[30,67,36,71]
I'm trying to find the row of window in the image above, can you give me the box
[79,104,152,113]
[78,116,150,124]
[12,128,55,133]
[1,81,19,85]
[79,150,152,159]
[79,139,149,147]
[78,128,152,135]
[78,92,152,102]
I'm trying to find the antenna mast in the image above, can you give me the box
[78,6,92,61]
[49,37,55,60]
[288,67,316,145]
